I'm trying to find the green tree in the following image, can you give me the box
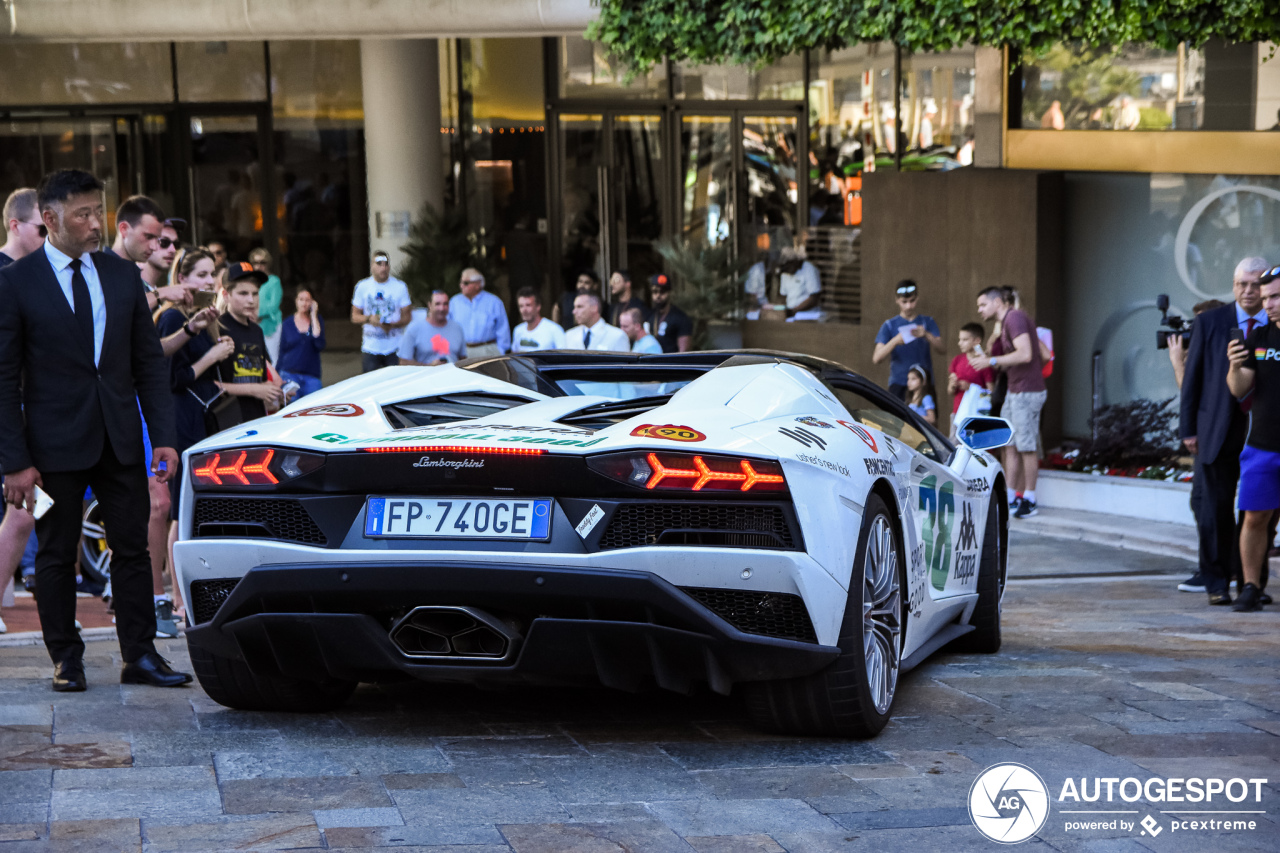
[590,1,1278,72]
[396,203,491,307]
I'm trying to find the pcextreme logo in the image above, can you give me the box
[969,763,1051,843]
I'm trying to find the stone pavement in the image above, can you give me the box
[0,531,1277,852]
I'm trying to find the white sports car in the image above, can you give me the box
[175,351,1012,736]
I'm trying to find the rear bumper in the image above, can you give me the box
[184,562,840,693]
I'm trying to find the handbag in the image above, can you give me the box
[189,387,241,436]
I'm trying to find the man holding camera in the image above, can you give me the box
[1226,266,1280,611]
[1179,257,1269,605]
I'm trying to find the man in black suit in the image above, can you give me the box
[1179,256,1270,605]
[0,169,192,691]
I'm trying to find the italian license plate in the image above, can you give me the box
[364,497,552,540]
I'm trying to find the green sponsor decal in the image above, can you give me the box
[318,432,606,449]
[312,433,348,443]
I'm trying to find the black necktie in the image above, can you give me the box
[69,258,95,357]
[584,329,592,349]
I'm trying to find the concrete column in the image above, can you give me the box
[360,38,443,272]
[973,46,1004,168]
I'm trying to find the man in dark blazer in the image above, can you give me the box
[0,169,191,691]
[1179,256,1270,605]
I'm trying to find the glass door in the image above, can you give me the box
[186,111,268,257]
[679,111,800,261]
[556,111,666,289]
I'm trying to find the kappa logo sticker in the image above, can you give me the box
[285,403,365,418]
[779,427,827,450]
[631,424,706,442]
[795,416,835,429]
[837,420,878,452]
[313,433,348,443]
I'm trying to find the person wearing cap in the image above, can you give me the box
[872,279,944,400]
[775,246,822,317]
[608,269,648,327]
[648,273,693,353]
[214,261,281,425]
[449,267,510,358]
[351,250,412,373]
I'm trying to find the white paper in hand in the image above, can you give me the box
[898,323,918,343]
[32,485,54,520]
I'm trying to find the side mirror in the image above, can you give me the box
[955,416,1014,452]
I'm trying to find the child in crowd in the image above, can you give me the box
[948,321,995,435]
[214,262,282,425]
[906,364,936,424]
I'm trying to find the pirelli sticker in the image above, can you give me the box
[629,424,706,442]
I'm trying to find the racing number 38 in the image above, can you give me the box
[918,475,954,591]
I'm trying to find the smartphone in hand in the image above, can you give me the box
[1230,328,1247,347]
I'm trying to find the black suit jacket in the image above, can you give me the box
[0,247,175,474]
[1180,301,1246,466]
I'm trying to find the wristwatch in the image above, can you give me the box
[990,356,999,368]
[183,321,196,336]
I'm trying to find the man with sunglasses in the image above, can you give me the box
[141,219,184,292]
[351,250,412,373]
[872,280,944,401]
[0,188,44,268]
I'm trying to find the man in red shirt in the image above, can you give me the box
[972,287,1046,518]
[948,322,993,432]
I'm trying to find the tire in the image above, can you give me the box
[744,493,904,737]
[189,643,357,712]
[952,490,1006,654]
[79,499,111,586]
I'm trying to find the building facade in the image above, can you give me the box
[1,6,1277,441]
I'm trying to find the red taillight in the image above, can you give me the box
[589,452,787,493]
[190,447,318,489]
[358,445,546,455]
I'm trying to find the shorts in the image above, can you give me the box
[1004,390,1046,453]
[1238,445,1280,512]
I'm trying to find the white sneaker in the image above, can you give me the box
[0,613,7,633]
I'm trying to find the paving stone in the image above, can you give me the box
[437,735,588,761]
[1075,732,1276,758]
[394,784,569,826]
[658,740,888,771]
[322,824,507,847]
[686,834,783,853]
[527,751,706,803]
[1123,700,1277,722]
[128,731,285,767]
[561,803,655,823]
[141,814,321,852]
[314,807,405,828]
[0,769,52,803]
[646,799,838,835]
[0,741,131,771]
[835,763,916,780]
[831,807,971,830]
[0,825,41,842]
[324,847,510,853]
[51,703,197,735]
[692,766,878,804]
[0,802,48,824]
[380,772,466,790]
[0,728,53,751]
[221,777,392,814]
[49,766,220,823]
[501,821,691,853]
[560,721,715,745]
[775,825,1002,852]
[0,705,52,727]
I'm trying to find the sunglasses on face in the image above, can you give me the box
[158,237,177,249]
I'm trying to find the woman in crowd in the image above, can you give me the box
[249,248,283,363]
[154,248,235,622]
[276,288,326,398]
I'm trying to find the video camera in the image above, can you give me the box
[1155,294,1192,350]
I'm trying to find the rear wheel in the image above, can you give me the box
[745,493,904,737]
[188,644,357,712]
[952,490,1006,654]
[79,499,111,586]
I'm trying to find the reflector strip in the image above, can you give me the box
[359,445,546,455]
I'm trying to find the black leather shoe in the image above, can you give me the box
[1260,591,1273,606]
[120,652,192,687]
[52,660,86,692]
[1208,591,1232,606]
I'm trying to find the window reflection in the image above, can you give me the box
[175,42,267,102]
[559,36,667,99]
[0,43,173,105]
[674,55,804,100]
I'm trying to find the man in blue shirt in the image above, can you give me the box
[872,279,945,400]
[449,268,510,357]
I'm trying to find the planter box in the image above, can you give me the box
[1036,470,1193,527]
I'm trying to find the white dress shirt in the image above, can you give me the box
[44,240,106,366]
[564,317,629,352]
[1236,302,1267,336]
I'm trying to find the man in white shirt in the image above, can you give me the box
[564,292,629,352]
[777,247,822,316]
[350,250,412,373]
[449,268,511,357]
[511,287,565,353]
[621,307,662,353]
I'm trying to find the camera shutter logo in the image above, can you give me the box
[968,763,1050,844]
